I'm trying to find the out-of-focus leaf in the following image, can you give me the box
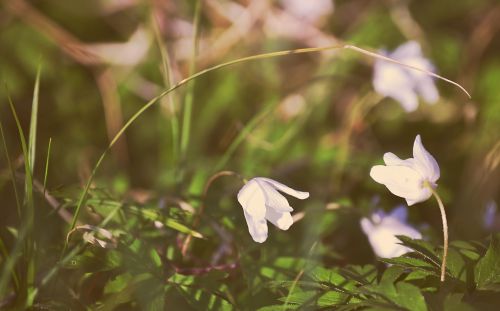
[103,273,133,294]
[175,284,233,311]
[64,249,122,272]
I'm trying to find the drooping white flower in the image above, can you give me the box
[237,177,309,243]
[373,41,439,112]
[370,135,440,206]
[360,206,422,258]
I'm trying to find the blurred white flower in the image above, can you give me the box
[361,206,422,258]
[373,41,439,112]
[370,135,440,206]
[237,177,309,243]
[280,0,334,25]
[87,27,150,66]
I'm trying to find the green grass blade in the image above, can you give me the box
[28,65,41,175]
[0,230,20,293]
[42,137,52,195]
[0,120,22,218]
[180,0,201,159]
[0,94,36,301]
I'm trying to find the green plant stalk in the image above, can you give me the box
[66,43,470,248]
[427,184,449,282]
[180,0,202,160]
[0,236,19,293]
[0,95,35,301]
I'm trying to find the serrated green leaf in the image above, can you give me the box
[278,288,317,305]
[396,236,441,268]
[475,235,500,289]
[317,290,347,306]
[310,266,346,285]
[380,255,438,275]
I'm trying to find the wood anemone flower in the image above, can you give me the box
[237,177,309,243]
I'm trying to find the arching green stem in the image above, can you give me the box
[64,43,470,255]
[427,184,448,282]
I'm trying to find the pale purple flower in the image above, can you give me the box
[361,206,422,258]
[370,135,440,206]
[237,177,309,243]
[484,200,498,230]
[373,41,439,112]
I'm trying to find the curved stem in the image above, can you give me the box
[181,171,245,256]
[428,186,448,282]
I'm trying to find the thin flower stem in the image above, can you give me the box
[428,185,448,282]
[181,171,246,256]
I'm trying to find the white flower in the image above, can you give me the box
[370,135,440,206]
[373,41,439,112]
[279,0,334,25]
[237,177,309,243]
[360,206,422,258]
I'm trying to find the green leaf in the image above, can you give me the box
[367,281,428,311]
[317,290,347,306]
[103,273,133,294]
[278,288,317,306]
[63,249,122,272]
[380,255,438,276]
[475,235,500,289]
[175,285,233,311]
[396,236,441,268]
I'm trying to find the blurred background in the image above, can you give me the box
[0,0,499,309]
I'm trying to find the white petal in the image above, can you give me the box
[370,165,426,202]
[412,135,440,183]
[258,178,309,200]
[360,218,373,235]
[383,153,417,168]
[416,76,439,104]
[365,216,422,258]
[243,210,268,243]
[257,179,294,212]
[265,208,293,230]
[391,41,422,60]
[368,227,410,258]
[390,88,419,112]
[237,179,266,218]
